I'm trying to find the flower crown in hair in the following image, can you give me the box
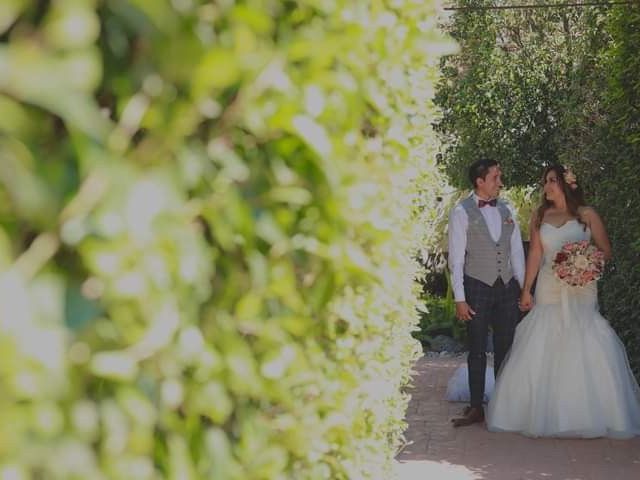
[563,166,578,190]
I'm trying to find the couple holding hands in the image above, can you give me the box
[447,159,640,438]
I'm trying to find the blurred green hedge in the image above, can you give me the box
[0,1,453,478]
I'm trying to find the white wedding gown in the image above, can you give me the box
[487,220,640,438]
[446,364,495,403]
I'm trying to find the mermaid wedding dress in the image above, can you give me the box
[486,220,640,438]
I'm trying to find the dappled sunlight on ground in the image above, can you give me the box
[396,356,640,480]
[394,459,482,479]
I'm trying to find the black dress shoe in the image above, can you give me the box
[451,406,485,427]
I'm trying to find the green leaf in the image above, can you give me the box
[192,49,239,97]
[0,0,26,35]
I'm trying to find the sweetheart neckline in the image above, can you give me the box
[541,219,579,229]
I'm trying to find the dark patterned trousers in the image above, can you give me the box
[464,274,521,408]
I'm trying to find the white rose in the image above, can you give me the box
[574,255,589,270]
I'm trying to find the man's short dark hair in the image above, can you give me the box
[468,158,499,188]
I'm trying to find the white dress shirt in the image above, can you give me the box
[448,193,525,302]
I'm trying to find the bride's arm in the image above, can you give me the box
[581,207,612,260]
[519,212,544,310]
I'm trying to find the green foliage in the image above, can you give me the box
[433,1,611,187]
[592,5,640,375]
[500,185,538,239]
[0,1,453,478]
[414,285,466,348]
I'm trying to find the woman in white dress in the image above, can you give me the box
[486,165,640,438]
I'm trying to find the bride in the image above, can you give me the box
[486,165,640,438]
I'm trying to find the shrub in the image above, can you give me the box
[592,5,640,376]
[0,1,453,478]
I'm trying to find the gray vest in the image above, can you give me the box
[461,196,515,286]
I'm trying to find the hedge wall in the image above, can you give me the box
[592,5,640,375]
[0,1,453,479]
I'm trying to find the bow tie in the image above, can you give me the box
[478,198,497,208]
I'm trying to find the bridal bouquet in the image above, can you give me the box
[552,240,605,287]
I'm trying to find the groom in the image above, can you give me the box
[448,158,525,427]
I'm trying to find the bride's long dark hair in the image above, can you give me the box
[535,164,587,230]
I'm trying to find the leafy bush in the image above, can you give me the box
[0,1,453,478]
[433,3,611,187]
[414,292,466,348]
[592,5,640,376]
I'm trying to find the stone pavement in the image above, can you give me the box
[394,355,640,480]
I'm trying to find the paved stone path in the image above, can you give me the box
[394,355,640,480]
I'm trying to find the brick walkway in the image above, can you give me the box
[394,355,640,480]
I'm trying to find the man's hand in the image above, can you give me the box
[455,301,476,322]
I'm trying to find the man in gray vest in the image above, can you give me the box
[448,158,525,427]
